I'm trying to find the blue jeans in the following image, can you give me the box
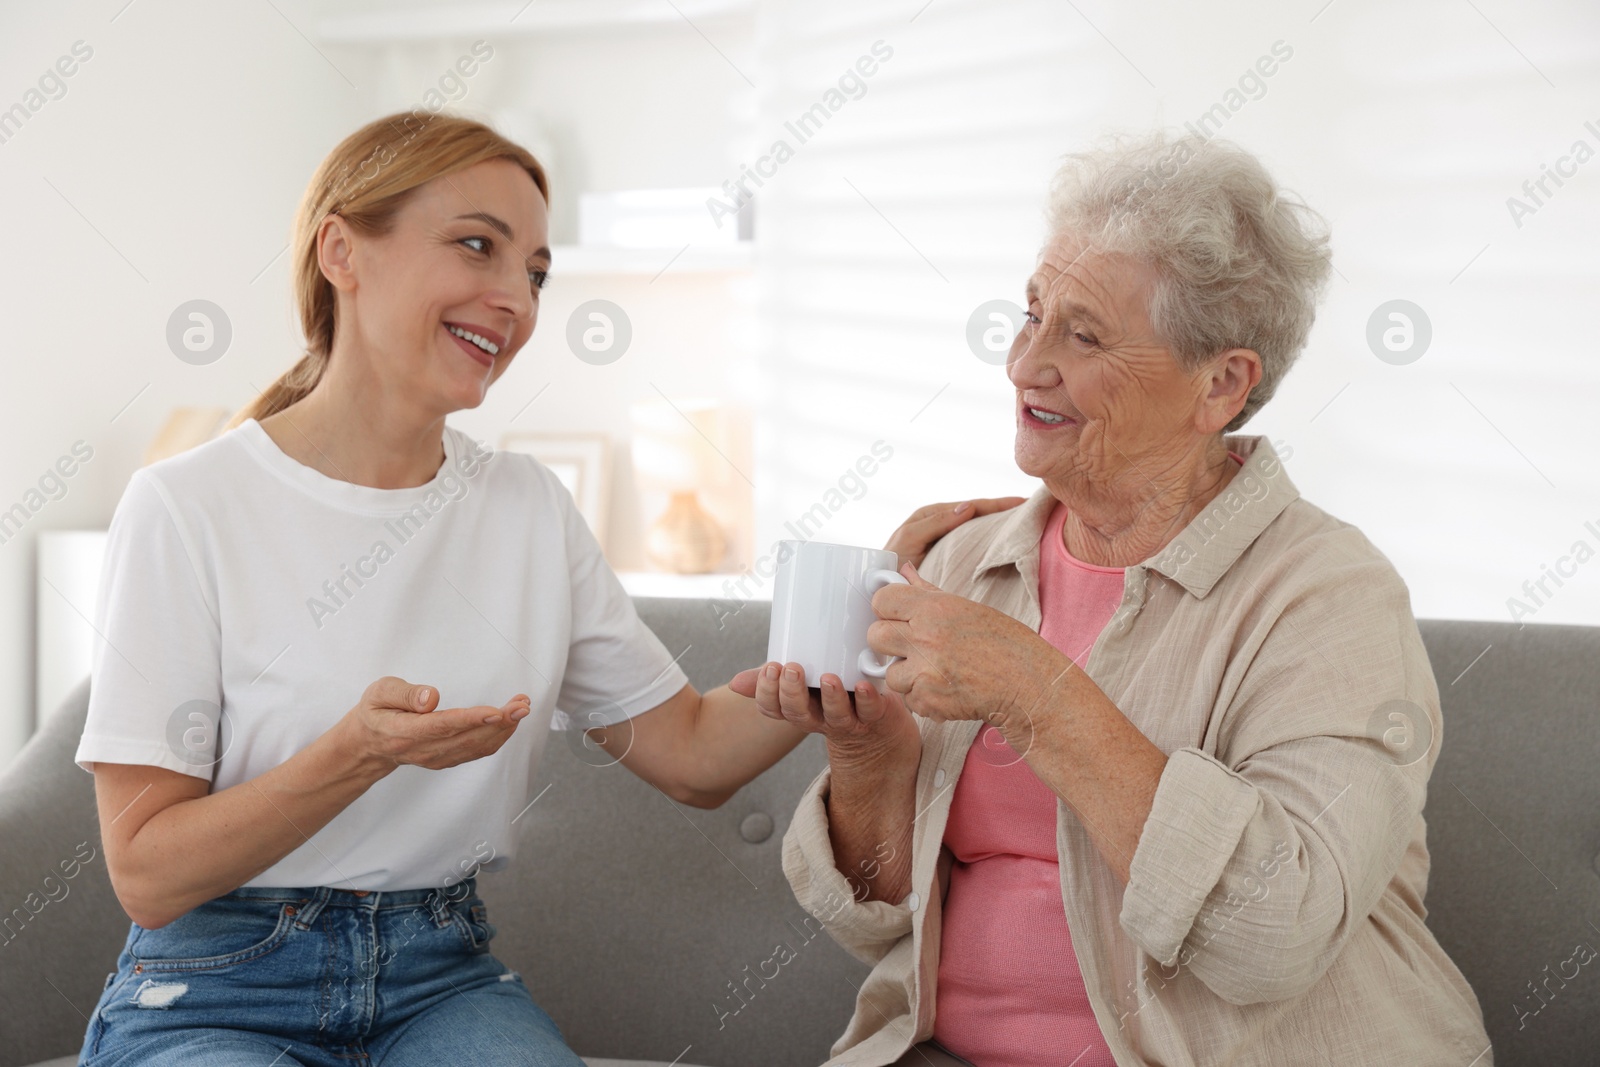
[78,879,583,1066]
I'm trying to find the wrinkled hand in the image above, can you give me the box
[343,676,531,771]
[730,661,921,775]
[883,497,1027,570]
[868,562,1072,738]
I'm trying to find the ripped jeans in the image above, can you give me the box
[78,879,584,1067]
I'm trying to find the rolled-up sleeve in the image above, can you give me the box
[1119,546,1436,1006]
[1119,748,1261,965]
[782,765,915,967]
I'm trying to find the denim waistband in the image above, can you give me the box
[218,877,478,915]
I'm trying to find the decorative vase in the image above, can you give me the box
[646,490,727,574]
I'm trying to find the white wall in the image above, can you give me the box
[3,0,1597,768]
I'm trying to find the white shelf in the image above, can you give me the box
[617,571,763,600]
[317,0,752,42]
[549,242,753,277]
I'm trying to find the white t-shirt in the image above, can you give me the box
[75,417,689,891]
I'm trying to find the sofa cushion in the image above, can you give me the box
[1407,619,1600,1064]
[476,597,867,1067]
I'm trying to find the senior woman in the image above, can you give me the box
[747,133,1494,1066]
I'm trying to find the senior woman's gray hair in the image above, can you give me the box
[1046,131,1333,432]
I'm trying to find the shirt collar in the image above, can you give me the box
[969,434,1300,599]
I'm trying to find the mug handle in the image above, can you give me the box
[858,568,909,679]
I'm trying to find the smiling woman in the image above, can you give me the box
[68,112,830,1067]
[221,115,553,437]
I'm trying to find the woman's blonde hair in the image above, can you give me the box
[228,111,549,430]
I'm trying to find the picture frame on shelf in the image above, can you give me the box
[498,432,611,544]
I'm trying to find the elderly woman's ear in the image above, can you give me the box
[884,497,1028,569]
[1198,347,1264,434]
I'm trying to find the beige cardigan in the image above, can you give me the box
[781,435,1494,1067]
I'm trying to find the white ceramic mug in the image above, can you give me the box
[767,540,909,689]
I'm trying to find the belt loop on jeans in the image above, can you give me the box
[292,887,332,929]
[425,887,454,927]
[441,875,476,905]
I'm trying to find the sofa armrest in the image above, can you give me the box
[0,676,130,1067]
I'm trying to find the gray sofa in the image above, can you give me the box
[2,597,1596,1066]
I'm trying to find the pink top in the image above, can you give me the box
[933,454,1244,1066]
